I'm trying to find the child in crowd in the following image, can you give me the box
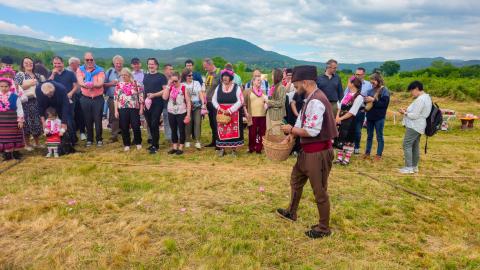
[335,76,364,165]
[44,107,65,158]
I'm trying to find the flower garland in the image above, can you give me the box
[252,86,263,97]
[0,91,11,112]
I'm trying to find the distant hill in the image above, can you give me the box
[0,34,478,71]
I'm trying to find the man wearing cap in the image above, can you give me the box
[131,58,144,85]
[277,65,338,239]
[1,56,14,70]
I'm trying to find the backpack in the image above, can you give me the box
[424,102,443,154]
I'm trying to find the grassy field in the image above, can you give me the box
[0,95,479,269]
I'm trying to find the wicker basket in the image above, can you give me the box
[216,113,231,124]
[263,129,295,161]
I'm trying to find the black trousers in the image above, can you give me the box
[80,95,104,142]
[74,94,85,134]
[144,102,163,148]
[207,102,217,144]
[168,112,186,144]
[119,108,142,146]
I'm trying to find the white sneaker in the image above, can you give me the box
[398,167,415,174]
[354,148,360,155]
[195,142,201,150]
[80,133,87,141]
[45,152,52,158]
[25,146,34,152]
[124,146,130,152]
[136,145,142,150]
[413,166,419,173]
[54,153,59,158]
[185,142,191,148]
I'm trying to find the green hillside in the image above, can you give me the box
[0,34,479,71]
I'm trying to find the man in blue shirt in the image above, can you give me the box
[185,59,203,85]
[103,55,123,142]
[343,67,373,154]
[316,59,343,116]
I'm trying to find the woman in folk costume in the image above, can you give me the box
[334,76,364,165]
[266,69,287,134]
[0,77,25,160]
[212,69,244,157]
[277,65,338,239]
[244,76,268,154]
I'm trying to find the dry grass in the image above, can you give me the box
[0,95,479,269]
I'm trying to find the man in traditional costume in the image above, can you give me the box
[277,65,338,239]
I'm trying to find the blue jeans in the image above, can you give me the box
[354,110,366,150]
[365,118,385,156]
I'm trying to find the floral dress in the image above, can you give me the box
[14,72,45,137]
[114,81,144,110]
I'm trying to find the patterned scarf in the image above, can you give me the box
[252,86,263,97]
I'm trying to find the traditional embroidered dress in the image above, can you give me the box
[0,90,25,152]
[44,118,62,148]
[337,91,364,145]
[212,83,244,148]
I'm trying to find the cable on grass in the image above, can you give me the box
[357,171,435,201]
[0,159,23,175]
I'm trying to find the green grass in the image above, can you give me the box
[0,97,479,269]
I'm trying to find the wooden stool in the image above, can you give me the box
[460,118,476,130]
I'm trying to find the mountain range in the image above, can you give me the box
[1,34,479,71]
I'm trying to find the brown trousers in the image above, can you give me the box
[288,148,334,233]
[107,97,120,139]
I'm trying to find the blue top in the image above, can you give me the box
[53,69,77,93]
[316,73,344,102]
[192,71,203,85]
[366,87,390,121]
[35,80,72,123]
[104,68,121,97]
[344,80,372,97]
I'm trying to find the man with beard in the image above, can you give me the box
[277,65,338,239]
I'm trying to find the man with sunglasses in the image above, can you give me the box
[76,52,105,147]
[316,59,343,116]
[346,67,372,154]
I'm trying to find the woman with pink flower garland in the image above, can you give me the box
[114,68,144,151]
[266,69,287,133]
[334,76,364,165]
[0,77,25,160]
[162,71,191,155]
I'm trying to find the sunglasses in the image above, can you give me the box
[187,74,193,77]
[85,59,94,62]
[355,73,364,76]
[172,80,178,83]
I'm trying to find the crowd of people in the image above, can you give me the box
[0,53,434,238]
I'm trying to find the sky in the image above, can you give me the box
[1,0,479,63]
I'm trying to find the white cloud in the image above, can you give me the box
[1,0,480,62]
[0,20,46,38]
[108,28,145,48]
[59,35,89,46]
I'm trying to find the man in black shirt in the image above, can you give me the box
[48,56,78,142]
[316,59,343,116]
[143,58,167,154]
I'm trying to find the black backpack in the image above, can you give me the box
[424,101,443,153]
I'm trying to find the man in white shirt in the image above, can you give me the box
[277,65,338,239]
[398,81,432,174]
